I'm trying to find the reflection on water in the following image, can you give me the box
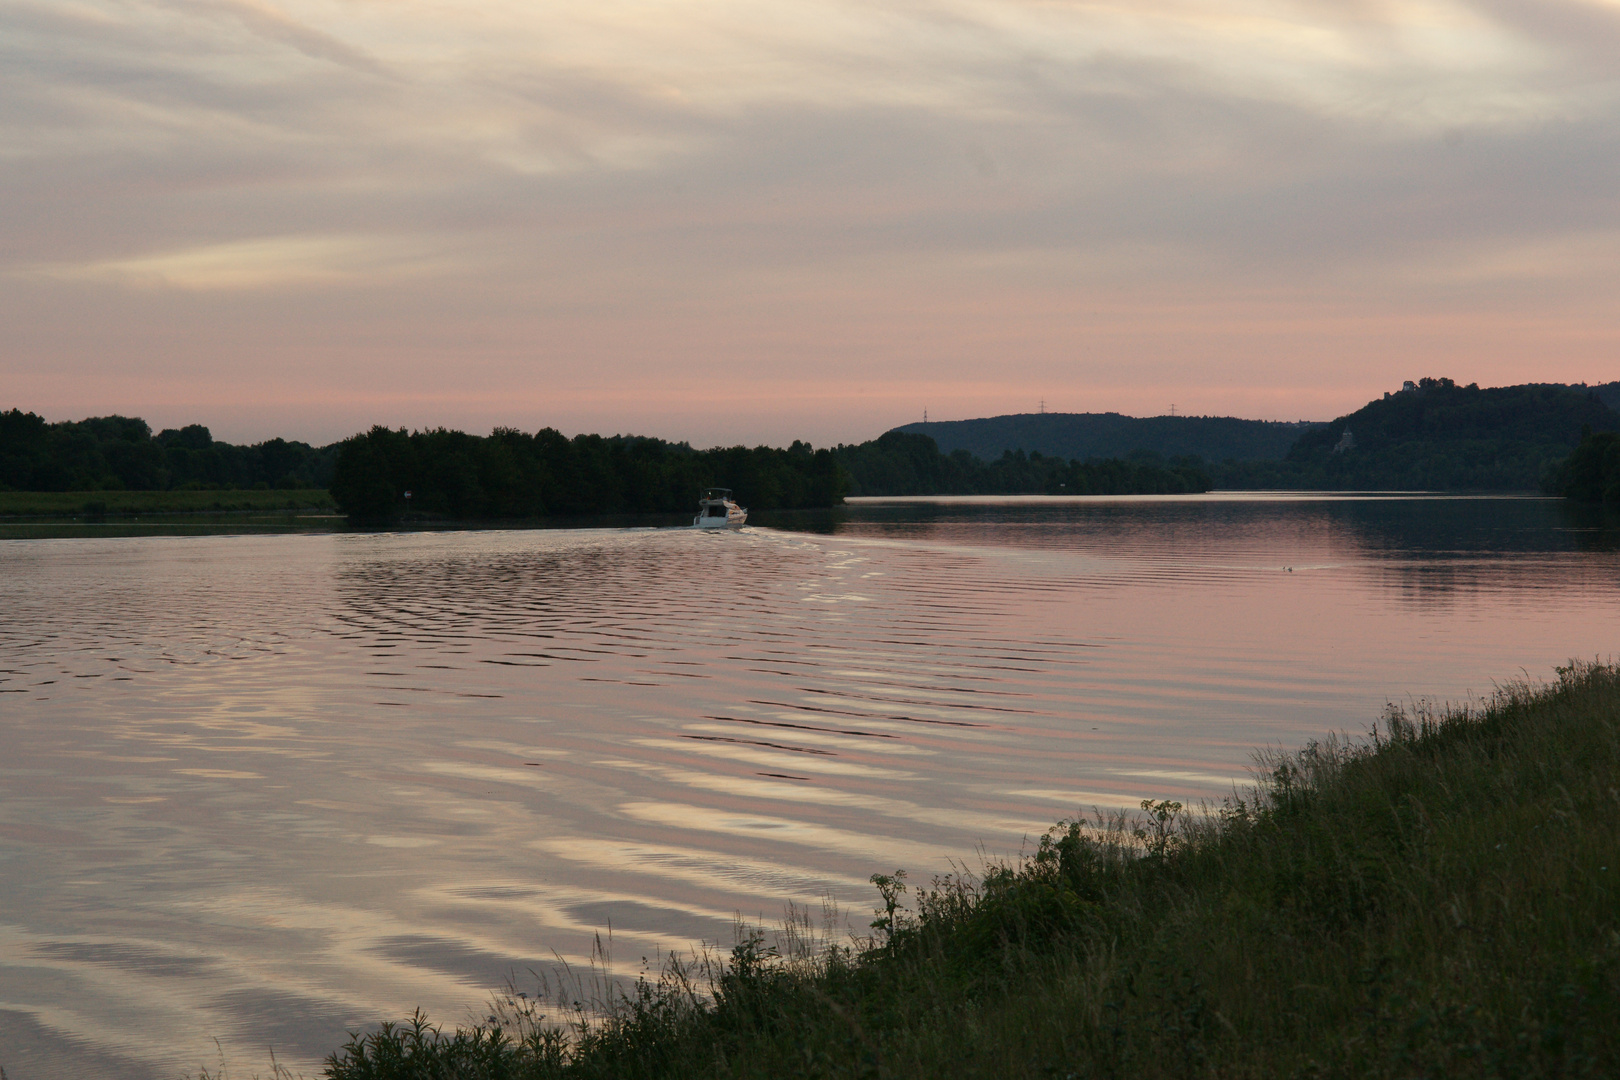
[1,495,1617,1079]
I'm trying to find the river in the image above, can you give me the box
[1,494,1615,1078]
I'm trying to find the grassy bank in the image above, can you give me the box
[318,663,1619,1079]
[0,488,335,517]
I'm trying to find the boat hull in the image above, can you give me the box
[694,509,747,528]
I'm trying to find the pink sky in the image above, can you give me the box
[5,1,1618,447]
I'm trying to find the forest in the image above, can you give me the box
[0,409,334,492]
[1,407,1208,524]
[890,411,1316,463]
[832,431,1211,497]
[1547,428,1620,506]
[327,425,844,522]
[1210,379,1618,490]
[8,379,1607,521]
[328,426,1213,523]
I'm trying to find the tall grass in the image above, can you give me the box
[318,662,1620,1078]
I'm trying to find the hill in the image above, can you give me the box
[1589,382,1620,412]
[831,431,1210,497]
[896,381,1620,491]
[1262,378,1619,491]
[889,413,1319,463]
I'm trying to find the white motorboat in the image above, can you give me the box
[694,487,747,528]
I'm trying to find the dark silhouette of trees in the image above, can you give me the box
[1548,429,1620,505]
[831,432,1212,497]
[328,426,846,524]
[1215,380,1619,491]
[0,410,335,492]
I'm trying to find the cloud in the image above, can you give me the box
[1466,0,1620,70]
[1,1,1618,443]
[175,0,390,76]
[28,233,451,290]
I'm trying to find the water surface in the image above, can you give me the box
[1,494,1615,1078]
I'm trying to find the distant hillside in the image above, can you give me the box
[889,413,1320,463]
[1588,382,1620,413]
[832,431,1210,497]
[888,380,1619,492]
[1220,379,1620,491]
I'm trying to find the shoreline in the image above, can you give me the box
[306,662,1620,1079]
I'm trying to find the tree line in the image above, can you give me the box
[0,409,334,492]
[36,382,1609,517]
[890,412,1316,464]
[1,409,1213,524]
[328,425,844,522]
[831,431,1212,496]
[1548,429,1620,506]
[1208,379,1618,491]
[329,426,1213,522]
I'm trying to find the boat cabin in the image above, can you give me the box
[695,487,747,528]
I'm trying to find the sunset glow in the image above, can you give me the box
[6,0,1618,444]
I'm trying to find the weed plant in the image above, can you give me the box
[314,662,1620,1078]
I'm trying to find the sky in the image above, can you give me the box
[3,0,1618,448]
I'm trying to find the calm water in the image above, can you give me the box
[2,495,1616,1078]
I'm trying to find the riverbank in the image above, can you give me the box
[0,488,335,517]
[316,661,1619,1078]
[0,503,849,541]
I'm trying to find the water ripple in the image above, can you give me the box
[3,498,1618,1076]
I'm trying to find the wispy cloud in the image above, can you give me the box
[175,0,390,75]
[2,0,1618,443]
[29,233,451,290]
